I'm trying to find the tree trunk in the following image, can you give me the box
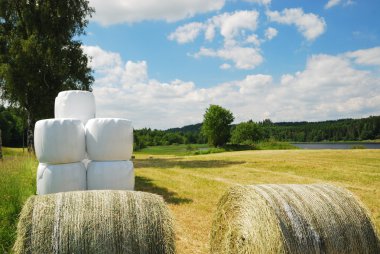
[27,110,35,153]
[0,129,3,159]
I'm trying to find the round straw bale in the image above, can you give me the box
[13,190,175,254]
[210,184,380,254]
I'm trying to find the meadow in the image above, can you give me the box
[1,146,379,253]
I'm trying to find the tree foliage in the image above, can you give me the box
[231,120,264,144]
[201,104,234,147]
[0,0,94,149]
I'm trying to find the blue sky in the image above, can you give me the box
[81,0,380,129]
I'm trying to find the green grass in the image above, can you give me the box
[135,144,210,156]
[1,147,379,254]
[0,148,37,253]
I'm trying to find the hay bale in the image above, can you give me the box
[14,190,175,254]
[210,184,380,254]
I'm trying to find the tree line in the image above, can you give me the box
[1,105,379,148]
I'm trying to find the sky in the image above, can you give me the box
[80,0,380,129]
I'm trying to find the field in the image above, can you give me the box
[1,147,380,253]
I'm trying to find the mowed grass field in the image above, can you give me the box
[1,147,380,253]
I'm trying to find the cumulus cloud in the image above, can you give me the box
[325,0,342,9]
[85,45,380,129]
[265,27,278,40]
[89,0,225,26]
[266,8,326,41]
[194,46,263,69]
[169,10,260,44]
[170,10,262,70]
[325,0,354,9]
[168,22,204,44]
[345,47,380,66]
[243,0,271,5]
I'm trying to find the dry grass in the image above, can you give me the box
[134,149,380,254]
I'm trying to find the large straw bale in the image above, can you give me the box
[14,190,175,254]
[210,184,380,254]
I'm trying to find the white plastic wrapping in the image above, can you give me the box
[85,118,133,161]
[34,119,86,164]
[87,161,135,190]
[55,90,96,124]
[37,162,86,195]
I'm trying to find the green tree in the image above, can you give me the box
[231,120,264,144]
[0,0,94,150]
[201,104,234,147]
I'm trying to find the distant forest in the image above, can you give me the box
[1,106,379,148]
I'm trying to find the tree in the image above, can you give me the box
[231,120,264,144]
[0,0,94,151]
[201,104,234,147]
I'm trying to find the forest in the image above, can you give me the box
[1,106,379,149]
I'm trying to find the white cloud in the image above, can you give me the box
[170,11,262,70]
[169,10,260,44]
[85,45,380,129]
[345,47,380,66]
[194,46,263,69]
[325,0,341,9]
[215,11,260,40]
[325,0,355,9]
[243,0,271,5]
[168,22,204,44]
[220,63,232,70]
[89,0,225,26]
[265,27,278,40]
[266,8,326,41]
[245,34,261,46]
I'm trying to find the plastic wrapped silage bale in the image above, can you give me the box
[87,161,134,190]
[34,119,85,164]
[55,90,96,124]
[85,118,133,161]
[37,162,86,195]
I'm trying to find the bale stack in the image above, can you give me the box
[13,190,175,254]
[34,119,86,195]
[210,184,380,254]
[86,118,134,190]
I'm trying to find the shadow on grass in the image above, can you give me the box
[135,176,192,205]
[134,158,245,169]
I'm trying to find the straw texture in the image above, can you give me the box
[13,190,175,254]
[210,184,380,254]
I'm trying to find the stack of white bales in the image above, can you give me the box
[35,90,134,194]
[35,91,95,195]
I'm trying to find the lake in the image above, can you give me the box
[292,143,380,149]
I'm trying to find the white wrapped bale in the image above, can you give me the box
[37,162,86,195]
[87,161,134,190]
[55,90,96,124]
[34,119,85,164]
[85,118,133,161]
